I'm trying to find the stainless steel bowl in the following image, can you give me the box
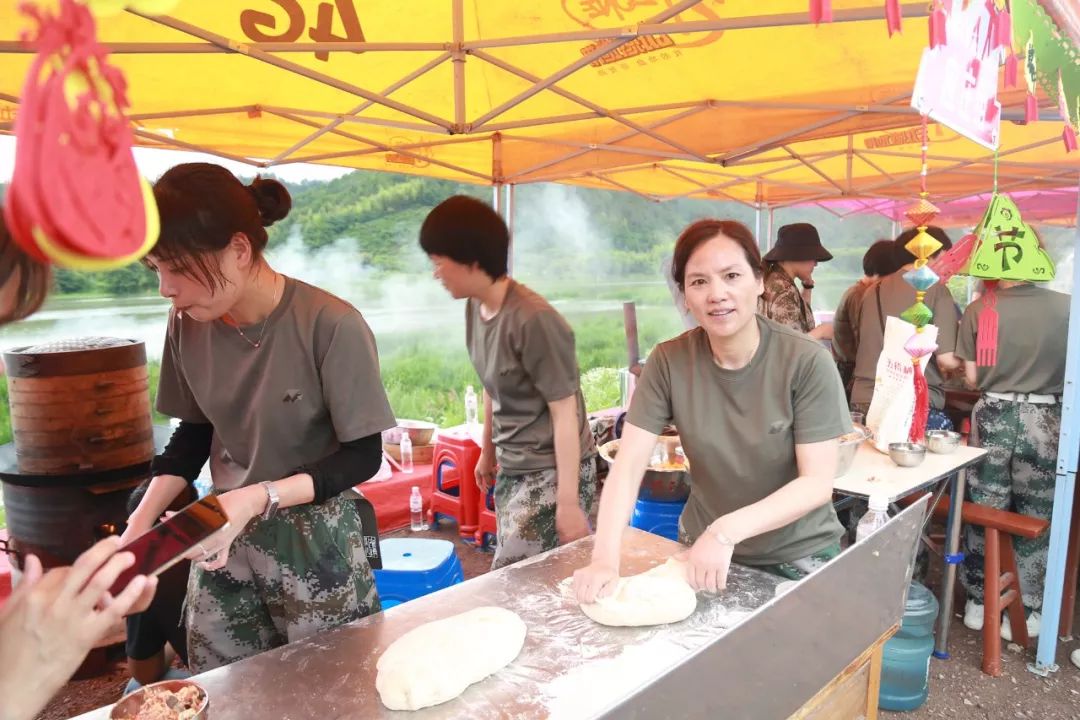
[888,442,927,468]
[110,679,209,720]
[599,439,691,502]
[925,430,961,454]
[836,424,871,477]
[383,419,438,446]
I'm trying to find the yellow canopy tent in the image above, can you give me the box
[0,0,1071,205]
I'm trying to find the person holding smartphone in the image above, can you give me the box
[122,163,396,672]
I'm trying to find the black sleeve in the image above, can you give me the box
[149,421,213,484]
[293,432,384,505]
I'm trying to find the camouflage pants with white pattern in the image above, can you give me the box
[961,397,1061,612]
[186,495,380,673]
[491,457,598,569]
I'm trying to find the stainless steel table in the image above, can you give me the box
[77,502,925,720]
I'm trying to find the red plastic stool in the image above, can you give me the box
[428,429,481,539]
[475,487,498,549]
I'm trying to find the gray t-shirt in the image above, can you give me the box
[466,280,594,473]
[851,270,959,410]
[956,284,1070,395]
[156,276,396,491]
[627,318,848,566]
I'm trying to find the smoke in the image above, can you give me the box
[512,184,614,280]
[265,229,465,353]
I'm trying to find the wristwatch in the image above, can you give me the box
[260,481,280,520]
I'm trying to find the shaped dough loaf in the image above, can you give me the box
[580,559,697,627]
[376,606,527,711]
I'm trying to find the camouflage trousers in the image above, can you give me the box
[186,496,381,673]
[491,457,598,570]
[755,542,843,580]
[961,397,1061,612]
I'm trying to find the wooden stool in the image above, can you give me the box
[926,497,1049,676]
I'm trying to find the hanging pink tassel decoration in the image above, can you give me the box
[809,0,833,24]
[976,281,999,367]
[1064,125,1078,153]
[994,4,1012,51]
[1024,93,1038,124]
[910,360,930,443]
[1004,52,1018,88]
[885,0,902,36]
[929,2,947,48]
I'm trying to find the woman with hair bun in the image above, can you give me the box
[122,163,395,671]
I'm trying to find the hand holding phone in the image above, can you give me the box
[110,495,230,597]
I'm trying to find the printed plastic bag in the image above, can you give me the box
[867,316,939,452]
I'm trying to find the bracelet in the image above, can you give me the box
[802,283,815,290]
[709,526,736,547]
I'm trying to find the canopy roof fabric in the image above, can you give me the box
[0,0,1075,204]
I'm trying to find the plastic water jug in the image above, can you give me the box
[879,582,939,711]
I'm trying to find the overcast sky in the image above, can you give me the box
[0,136,354,184]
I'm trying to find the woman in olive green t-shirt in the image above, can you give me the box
[574,219,850,602]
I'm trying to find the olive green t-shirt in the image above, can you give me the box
[851,270,959,410]
[156,276,396,491]
[466,280,594,473]
[956,284,1069,395]
[627,317,849,566]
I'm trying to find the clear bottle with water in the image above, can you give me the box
[409,486,425,531]
[856,493,890,543]
[399,430,414,474]
[464,385,479,426]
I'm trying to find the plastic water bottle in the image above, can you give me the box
[409,486,425,531]
[399,430,414,474]
[464,385,479,426]
[856,493,890,542]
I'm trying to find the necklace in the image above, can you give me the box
[232,274,281,349]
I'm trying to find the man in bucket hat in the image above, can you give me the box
[758,223,833,340]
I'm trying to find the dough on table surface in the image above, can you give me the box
[580,558,697,627]
[375,606,527,711]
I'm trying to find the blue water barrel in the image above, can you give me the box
[879,582,939,711]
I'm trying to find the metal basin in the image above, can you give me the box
[110,679,209,720]
[889,442,927,468]
[383,419,438,446]
[599,439,691,502]
[925,430,961,454]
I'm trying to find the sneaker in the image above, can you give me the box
[963,599,985,631]
[1000,610,1041,641]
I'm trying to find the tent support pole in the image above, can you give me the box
[1032,175,1080,674]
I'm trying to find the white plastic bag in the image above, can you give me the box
[867,316,939,452]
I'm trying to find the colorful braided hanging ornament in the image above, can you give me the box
[900,115,941,443]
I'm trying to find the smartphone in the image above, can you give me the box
[110,495,230,596]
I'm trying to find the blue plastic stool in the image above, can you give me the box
[373,538,464,609]
[630,497,686,541]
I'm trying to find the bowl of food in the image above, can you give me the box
[835,424,871,477]
[599,438,691,502]
[888,442,927,468]
[110,679,208,720]
[925,430,961,455]
[383,419,438,446]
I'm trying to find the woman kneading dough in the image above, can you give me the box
[574,220,850,603]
